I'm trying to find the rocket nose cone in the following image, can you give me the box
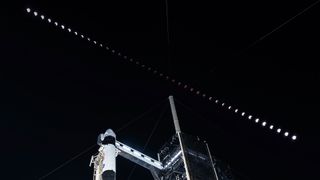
[105,129,116,138]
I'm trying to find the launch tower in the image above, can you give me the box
[90,96,233,180]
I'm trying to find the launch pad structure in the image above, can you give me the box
[90,96,234,180]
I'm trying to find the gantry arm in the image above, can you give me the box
[115,141,164,170]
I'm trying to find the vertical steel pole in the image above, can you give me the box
[168,96,191,180]
[168,95,181,133]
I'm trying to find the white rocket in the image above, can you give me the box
[98,129,117,180]
[91,128,165,180]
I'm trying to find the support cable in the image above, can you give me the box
[245,0,320,50]
[127,104,168,180]
[116,98,167,133]
[38,144,96,180]
[165,0,172,73]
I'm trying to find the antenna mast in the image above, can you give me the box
[169,95,181,133]
[168,95,192,180]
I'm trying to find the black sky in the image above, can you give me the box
[1,0,319,179]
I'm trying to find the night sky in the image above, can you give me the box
[1,0,319,179]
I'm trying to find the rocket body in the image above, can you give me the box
[101,129,117,180]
